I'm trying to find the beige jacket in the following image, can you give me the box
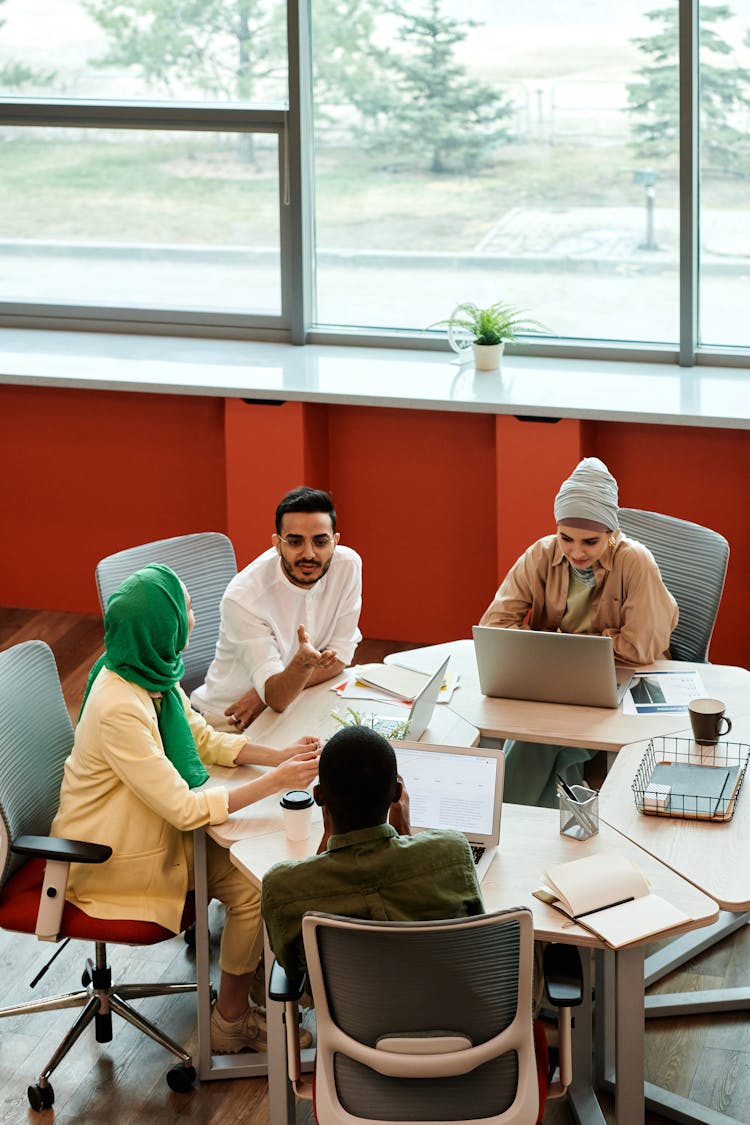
[51,667,246,932]
[480,533,679,666]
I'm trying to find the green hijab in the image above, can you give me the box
[81,563,209,789]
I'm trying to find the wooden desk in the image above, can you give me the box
[245,671,479,751]
[229,803,717,1125]
[192,671,479,1081]
[599,719,750,1125]
[386,639,750,752]
[600,719,750,911]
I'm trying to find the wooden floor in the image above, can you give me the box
[1,607,749,1124]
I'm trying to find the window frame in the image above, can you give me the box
[0,0,747,368]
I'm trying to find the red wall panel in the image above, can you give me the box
[0,384,227,613]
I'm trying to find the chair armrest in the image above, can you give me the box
[12,835,112,865]
[543,943,583,1007]
[268,959,307,1003]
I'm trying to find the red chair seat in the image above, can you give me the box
[0,859,196,944]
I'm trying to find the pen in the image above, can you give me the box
[556,773,579,802]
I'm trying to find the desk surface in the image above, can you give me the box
[245,672,479,752]
[204,672,478,850]
[385,639,750,752]
[599,718,750,911]
[228,802,717,950]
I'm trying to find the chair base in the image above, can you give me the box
[0,941,196,1096]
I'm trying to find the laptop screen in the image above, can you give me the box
[393,746,499,838]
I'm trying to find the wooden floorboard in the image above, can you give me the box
[1,607,749,1123]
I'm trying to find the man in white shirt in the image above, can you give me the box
[192,487,362,729]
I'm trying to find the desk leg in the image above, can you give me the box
[595,947,645,1125]
[265,929,297,1125]
[194,828,269,1081]
[194,827,214,1082]
[567,948,607,1125]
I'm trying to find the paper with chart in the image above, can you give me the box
[621,670,707,715]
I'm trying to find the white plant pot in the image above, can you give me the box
[473,341,504,371]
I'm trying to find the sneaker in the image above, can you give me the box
[211,1004,313,1053]
[211,1005,268,1054]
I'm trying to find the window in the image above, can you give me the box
[311,1,680,346]
[0,0,748,364]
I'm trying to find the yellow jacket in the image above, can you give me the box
[51,667,246,932]
[480,533,679,666]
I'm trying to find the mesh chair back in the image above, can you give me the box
[0,642,73,888]
[304,908,538,1125]
[618,508,729,663]
[96,532,237,694]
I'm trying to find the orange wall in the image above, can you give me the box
[1,384,747,667]
[0,384,227,612]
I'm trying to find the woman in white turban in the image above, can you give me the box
[480,457,678,806]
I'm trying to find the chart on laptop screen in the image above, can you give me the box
[394,748,497,837]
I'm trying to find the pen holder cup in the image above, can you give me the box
[559,785,599,840]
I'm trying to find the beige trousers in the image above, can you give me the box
[188,833,263,977]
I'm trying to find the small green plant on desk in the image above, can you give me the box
[331,707,412,741]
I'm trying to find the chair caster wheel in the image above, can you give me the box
[28,1083,55,1111]
[166,1064,196,1093]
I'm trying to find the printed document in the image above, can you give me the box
[622,670,707,716]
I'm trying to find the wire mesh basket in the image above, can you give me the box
[632,735,750,822]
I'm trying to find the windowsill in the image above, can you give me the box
[1,328,750,429]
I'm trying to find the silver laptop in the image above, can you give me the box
[393,742,504,881]
[472,626,633,709]
[370,657,450,741]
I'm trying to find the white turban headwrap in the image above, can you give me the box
[553,457,619,531]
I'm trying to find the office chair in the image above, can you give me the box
[617,512,748,1025]
[96,531,237,694]
[269,909,582,1125]
[618,508,729,663]
[0,641,197,1111]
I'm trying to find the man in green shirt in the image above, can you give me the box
[261,725,484,976]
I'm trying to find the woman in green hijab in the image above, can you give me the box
[52,564,321,1054]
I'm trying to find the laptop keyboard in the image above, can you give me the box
[470,844,486,866]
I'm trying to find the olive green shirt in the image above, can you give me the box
[261,823,484,975]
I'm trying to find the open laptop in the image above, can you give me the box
[472,626,633,709]
[369,657,450,741]
[392,742,504,881]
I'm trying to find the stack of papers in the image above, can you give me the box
[332,664,459,705]
[648,760,742,819]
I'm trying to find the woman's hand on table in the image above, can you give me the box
[273,748,321,791]
[278,735,322,761]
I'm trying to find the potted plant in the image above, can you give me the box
[432,301,545,371]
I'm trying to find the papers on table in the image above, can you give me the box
[331,665,459,705]
[621,670,707,715]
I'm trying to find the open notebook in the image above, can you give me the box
[393,742,504,881]
[533,850,690,948]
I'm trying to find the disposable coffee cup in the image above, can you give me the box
[280,790,314,841]
[688,698,732,744]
